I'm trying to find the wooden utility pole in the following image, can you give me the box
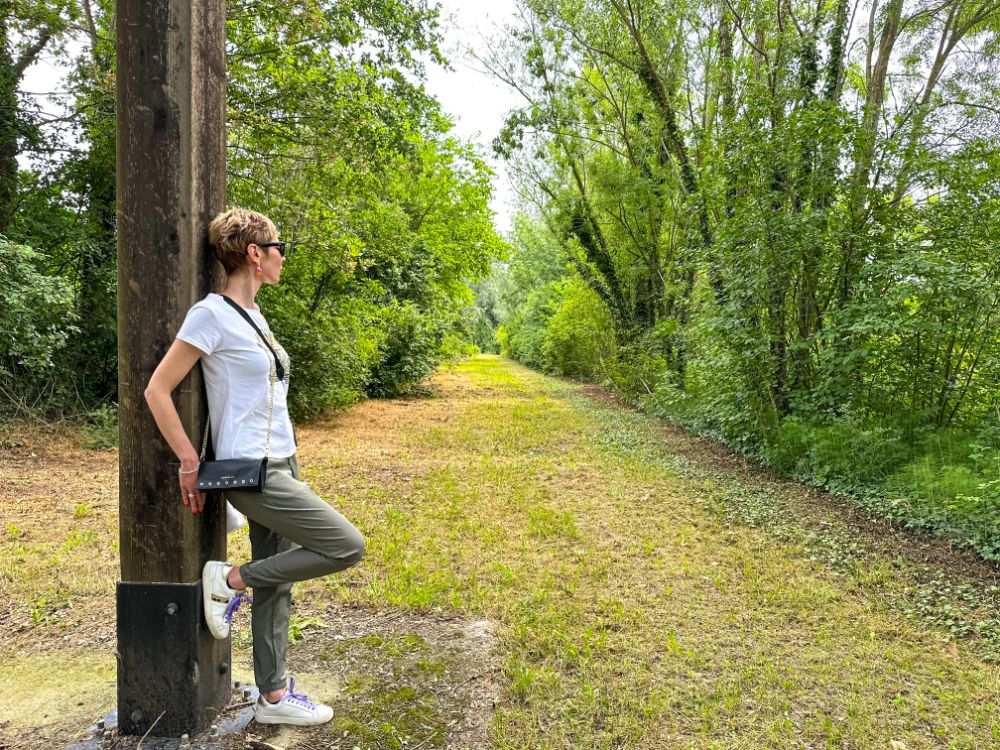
[116,0,228,737]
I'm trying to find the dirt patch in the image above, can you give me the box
[258,604,501,750]
[0,606,499,750]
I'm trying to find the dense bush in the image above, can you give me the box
[0,238,78,410]
[496,277,616,379]
[496,282,560,370]
[366,302,446,399]
[542,278,616,380]
[266,294,381,421]
[806,422,910,490]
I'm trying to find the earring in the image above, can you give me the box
[255,265,262,275]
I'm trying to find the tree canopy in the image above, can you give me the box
[484,0,1000,558]
[1,0,507,418]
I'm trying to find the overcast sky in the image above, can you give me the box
[19,2,524,235]
[424,0,523,234]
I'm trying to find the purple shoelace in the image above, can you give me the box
[223,591,253,623]
[282,677,316,710]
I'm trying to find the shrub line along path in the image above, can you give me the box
[1,354,998,749]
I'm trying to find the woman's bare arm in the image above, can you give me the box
[144,339,207,511]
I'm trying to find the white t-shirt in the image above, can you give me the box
[176,293,296,461]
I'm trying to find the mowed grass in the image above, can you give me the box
[305,355,1000,748]
[2,354,999,748]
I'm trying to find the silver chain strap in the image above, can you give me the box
[199,333,277,461]
[263,345,275,458]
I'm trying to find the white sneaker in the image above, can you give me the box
[254,678,334,726]
[202,560,251,639]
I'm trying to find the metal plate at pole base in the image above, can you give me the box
[66,682,259,750]
[116,581,231,737]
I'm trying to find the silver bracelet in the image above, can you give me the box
[178,466,199,475]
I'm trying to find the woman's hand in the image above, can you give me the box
[178,461,206,513]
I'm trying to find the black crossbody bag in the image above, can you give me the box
[195,296,285,493]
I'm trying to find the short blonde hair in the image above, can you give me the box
[208,208,276,275]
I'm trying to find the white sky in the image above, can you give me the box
[18,2,523,235]
[424,0,523,234]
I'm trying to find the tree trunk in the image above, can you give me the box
[0,15,18,235]
[841,0,903,304]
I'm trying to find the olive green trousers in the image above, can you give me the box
[224,455,365,692]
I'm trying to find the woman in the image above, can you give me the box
[144,208,365,726]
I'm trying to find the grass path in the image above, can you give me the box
[2,354,999,749]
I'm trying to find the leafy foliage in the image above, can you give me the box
[4,0,505,420]
[484,0,1000,560]
[0,238,78,409]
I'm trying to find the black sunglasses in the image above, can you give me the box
[257,241,290,257]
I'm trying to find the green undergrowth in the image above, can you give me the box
[605,374,1000,563]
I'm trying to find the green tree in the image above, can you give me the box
[4,0,506,418]
[485,0,1000,557]
[1,0,78,232]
